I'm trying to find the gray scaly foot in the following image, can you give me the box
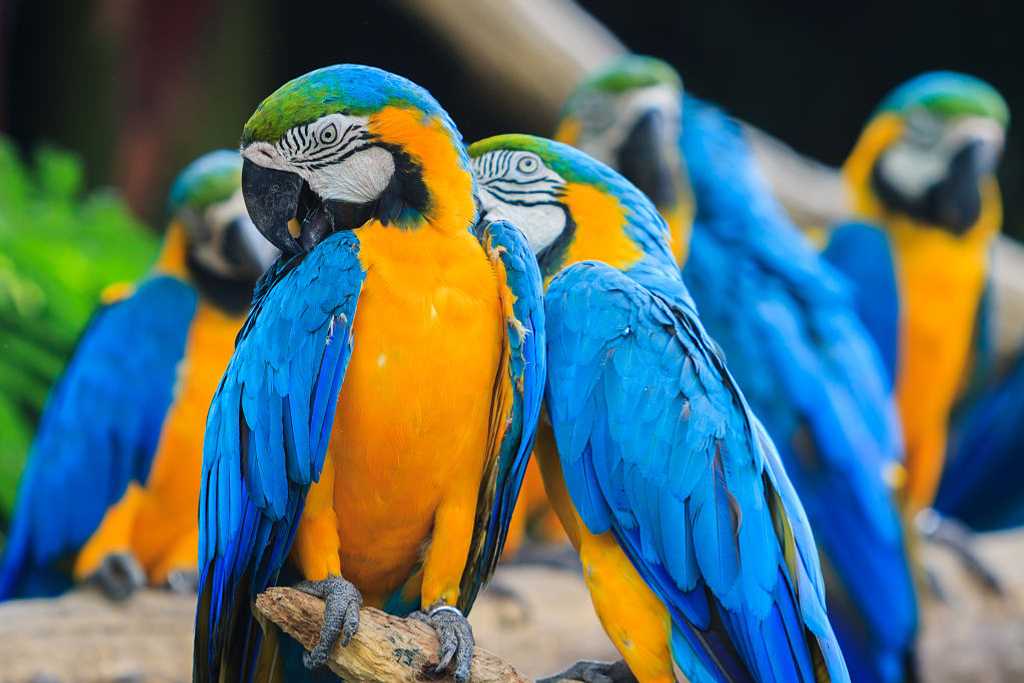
[89,552,146,601]
[411,603,476,683]
[294,575,363,670]
[166,568,199,595]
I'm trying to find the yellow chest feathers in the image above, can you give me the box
[164,302,245,450]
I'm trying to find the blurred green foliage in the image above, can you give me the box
[0,137,158,527]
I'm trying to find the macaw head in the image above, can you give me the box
[168,149,279,290]
[469,134,674,280]
[556,55,690,262]
[847,71,1008,235]
[556,55,682,194]
[239,64,475,255]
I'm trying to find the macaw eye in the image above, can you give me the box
[517,155,539,175]
[319,123,338,145]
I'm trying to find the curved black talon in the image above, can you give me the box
[411,603,476,683]
[537,659,637,683]
[917,508,1006,596]
[294,575,363,670]
[166,568,199,595]
[89,552,146,601]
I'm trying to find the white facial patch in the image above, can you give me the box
[308,145,395,203]
[187,189,279,277]
[879,111,1006,201]
[574,84,681,166]
[244,112,396,204]
[478,193,567,254]
[472,150,568,254]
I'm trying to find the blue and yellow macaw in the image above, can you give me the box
[470,134,848,683]
[556,56,917,683]
[823,72,1007,514]
[0,150,277,601]
[193,65,545,683]
[934,349,1024,531]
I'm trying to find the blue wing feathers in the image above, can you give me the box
[936,352,1024,530]
[545,261,847,682]
[0,275,196,600]
[194,232,364,683]
[822,221,901,387]
[681,97,915,683]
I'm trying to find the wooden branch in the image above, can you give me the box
[0,588,194,683]
[254,587,530,683]
[399,0,625,129]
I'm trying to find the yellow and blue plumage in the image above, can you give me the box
[825,71,1007,513]
[470,134,848,683]
[556,56,918,683]
[193,65,545,683]
[0,150,275,601]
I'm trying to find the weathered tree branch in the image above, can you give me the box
[253,587,530,683]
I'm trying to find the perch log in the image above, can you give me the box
[254,587,530,683]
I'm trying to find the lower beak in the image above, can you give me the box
[616,109,680,210]
[242,159,304,254]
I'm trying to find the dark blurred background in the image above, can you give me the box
[2,0,1021,233]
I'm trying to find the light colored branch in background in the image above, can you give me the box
[254,587,530,683]
[400,0,625,129]
[991,235,1024,362]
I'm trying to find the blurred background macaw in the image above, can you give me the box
[0,150,276,601]
[0,140,158,528]
[555,56,919,683]
[823,73,1007,516]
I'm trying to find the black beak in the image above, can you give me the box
[617,108,679,210]
[242,159,304,254]
[928,139,997,234]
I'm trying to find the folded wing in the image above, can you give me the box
[194,232,364,683]
[544,261,847,683]
[0,276,196,600]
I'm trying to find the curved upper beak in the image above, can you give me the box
[242,159,304,254]
[616,108,680,210]
[933,137,1001,233]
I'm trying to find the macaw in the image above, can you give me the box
[822,72,1007,514]
[193,65,545,683]
[555,56,918,683]
[934,349,1024,531]
[0,150,277,601]
[470,134,848,683]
